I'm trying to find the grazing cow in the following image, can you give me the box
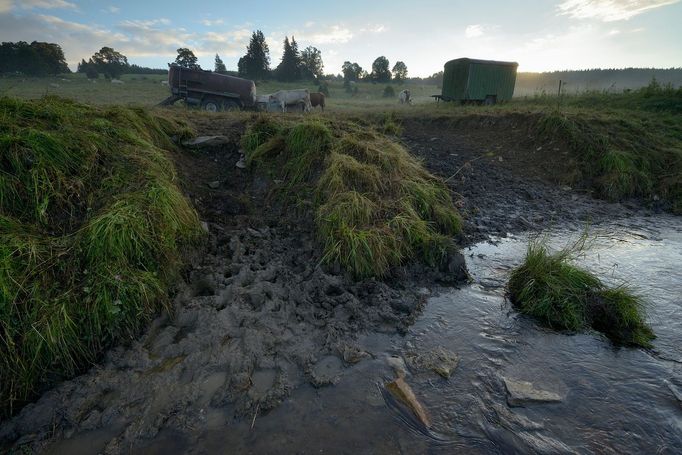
[310,92,326,111]
[399,89,411,104]
[269,89,312,113]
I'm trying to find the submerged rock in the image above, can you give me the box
[406,347,460,379]
[385,377,431,428]
[308,356,344,387]
[502,377,563,407]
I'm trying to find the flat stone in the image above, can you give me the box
[182,135,230,148]
[502,377,563,407]
[386,355,407,378]
[385,377,431,428]
[406,347,459,379]
[207,181,220,189]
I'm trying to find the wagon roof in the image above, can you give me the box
[445,58,518,67]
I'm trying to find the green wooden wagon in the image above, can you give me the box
[433,58,518,105]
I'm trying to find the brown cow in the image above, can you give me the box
[310,92,325,111]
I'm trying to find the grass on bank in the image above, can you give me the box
[508,238,654,347]
[532,109,682,213]
[241,115,462,278]
[0,96,201,416]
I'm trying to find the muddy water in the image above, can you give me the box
[193,216,682,454]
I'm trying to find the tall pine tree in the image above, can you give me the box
[214,53,226,73]
[276,36,301,82]
[238,30,270,80]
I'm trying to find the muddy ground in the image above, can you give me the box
[401,115,658,243]
[0,115,660,454]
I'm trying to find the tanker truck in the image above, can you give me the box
[159,64,257,111]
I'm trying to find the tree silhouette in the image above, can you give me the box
[371,56,391,82]
[301,46,323,80]
[392,61,408,83]
[214,53,226,73]
[276,36,301,82]
[174,48,200,70]
[91,46,128,79]
[238,30,270,80]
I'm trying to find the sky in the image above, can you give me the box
[0,0,681,76]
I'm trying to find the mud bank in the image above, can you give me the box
[401,117,662,243]
[0,121,466,453]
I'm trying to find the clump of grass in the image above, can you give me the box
[379,112,402,136]
[0,96,201,416]
[508,238,654,347]
[242,115,462,278]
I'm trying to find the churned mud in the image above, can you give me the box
[0,118,465,453]
[401,116,659,243]
[0,114,668,454]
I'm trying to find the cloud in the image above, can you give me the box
[106,6,120,13]
[20,0,77,9]
[201,18,224,26]
[295,25,354,44]
[557,0,680,21]
[465,24,485,38]
[0,10,259,68]
[0,0,11,13]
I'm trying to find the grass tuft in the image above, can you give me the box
[0,96,200,416]
[242,115,462,278]
[508,238,655,347]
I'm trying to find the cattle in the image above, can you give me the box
[309,92,325,111]
[269,89,312,113]
[399,89,411,104]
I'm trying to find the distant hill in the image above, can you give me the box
[515,68,682,96]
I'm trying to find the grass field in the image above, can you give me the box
[0,73,440,109]
[3,73,680,212]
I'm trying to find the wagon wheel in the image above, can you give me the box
[223,100,240,112]
[201,98,222,112]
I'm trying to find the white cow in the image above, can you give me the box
[399,89,411,104]
[269,89,312,113]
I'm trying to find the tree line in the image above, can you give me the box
[0,41,69,76]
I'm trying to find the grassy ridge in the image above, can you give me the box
[241,115,462,278]
[509,239,654,347]
[0,97,201,416]
[533,110,682,212]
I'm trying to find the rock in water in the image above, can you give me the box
[502,377,563,407]
[208,181,220,189]
[385,377,431,428]
[406,347,460,379]
[386,355,407,378]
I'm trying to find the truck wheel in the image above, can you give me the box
[223,100,240,112]
[201,98,222,112]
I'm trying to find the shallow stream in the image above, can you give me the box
[187,215,682,454]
